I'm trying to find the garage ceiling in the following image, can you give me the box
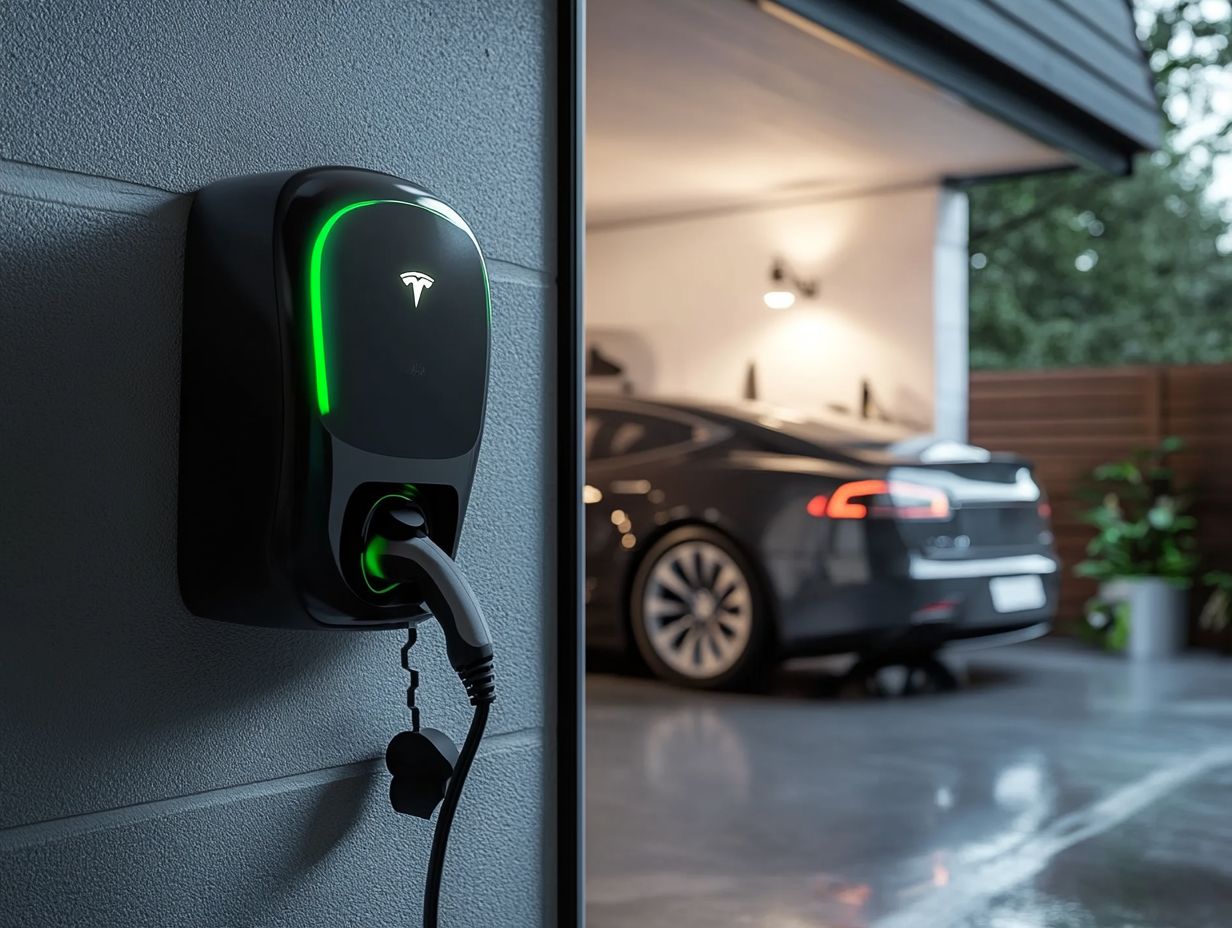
[587,0,1071,225]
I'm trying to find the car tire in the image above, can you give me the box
[629,526,772,690]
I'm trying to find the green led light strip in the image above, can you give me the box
[309,200,378,415]
[307,197,491,418]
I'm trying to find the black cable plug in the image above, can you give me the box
[386,728,458,819]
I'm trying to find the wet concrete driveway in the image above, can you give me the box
[586,641,1232,927]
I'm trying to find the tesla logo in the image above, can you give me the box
[399,271,434,307]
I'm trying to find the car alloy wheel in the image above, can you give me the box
[638,535,757,684]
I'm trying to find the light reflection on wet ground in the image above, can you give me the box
[586,641,1232,927]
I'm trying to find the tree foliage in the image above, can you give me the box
[968,0,1232,370]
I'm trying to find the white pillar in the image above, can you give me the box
[933,187,969,441]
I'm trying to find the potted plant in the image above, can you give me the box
[1075,437,1198,660]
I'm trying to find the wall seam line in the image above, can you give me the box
[0,157,553,284]
[0,155,179,194]
[487,260,555,287]
[0,725,542,852]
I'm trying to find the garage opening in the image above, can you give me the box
[581,1,1191,926]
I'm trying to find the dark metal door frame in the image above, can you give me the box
[555,0,585,923]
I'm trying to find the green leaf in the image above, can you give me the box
[1147,505,1175,530]
[1203,570,1232,589]
[1160,435,1184,455]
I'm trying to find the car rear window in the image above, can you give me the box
[587,411,697,460]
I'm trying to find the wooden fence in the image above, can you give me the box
[968,364,1232,640]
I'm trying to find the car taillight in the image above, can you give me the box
[805,494,829,518]
[807,479,951,521]
[1037,500,1052,520]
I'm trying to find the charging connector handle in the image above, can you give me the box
[366,501,494,681]
[383,533,493,674]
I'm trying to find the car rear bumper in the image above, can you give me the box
[775,551,1060,657]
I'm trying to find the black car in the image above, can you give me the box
[585,395,1058,689]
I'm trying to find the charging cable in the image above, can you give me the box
[365,501,496,928]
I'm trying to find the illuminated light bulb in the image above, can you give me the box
[763,290,796,310]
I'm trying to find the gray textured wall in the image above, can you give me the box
[0,2,553,925]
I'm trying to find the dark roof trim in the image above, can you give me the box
[766,0,1159,175]
[902,0,1158,142]
[943,163,1078,190]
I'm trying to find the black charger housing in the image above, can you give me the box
[178,167,490,629]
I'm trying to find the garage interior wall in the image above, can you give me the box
[587,186,949,432]
[0,3,552,927]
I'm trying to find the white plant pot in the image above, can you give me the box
[1100,577,1189,660]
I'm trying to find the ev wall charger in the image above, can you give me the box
[179,167,498,928]
[178,166,490,630]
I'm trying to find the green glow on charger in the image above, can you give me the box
[307,198,492,418]
[363,535,388,579]
[362,535,398,595]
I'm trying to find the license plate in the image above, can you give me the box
[990,575,1046,613]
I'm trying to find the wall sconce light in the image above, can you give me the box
[763,258,819,310]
